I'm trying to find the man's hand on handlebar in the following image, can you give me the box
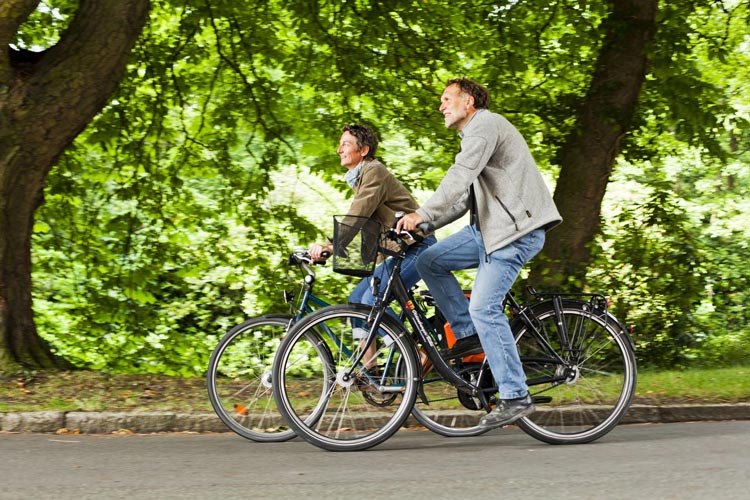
[396,212,424,233]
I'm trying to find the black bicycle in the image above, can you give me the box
[272,214,637,451]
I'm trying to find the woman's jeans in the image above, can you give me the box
[349,235,437,340]
[415,226,545,399]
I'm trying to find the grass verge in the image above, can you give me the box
[634,366,750,405]
[0,371,212,413]
[0,366,748,413]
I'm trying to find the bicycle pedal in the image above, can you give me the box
[531,396,552,404]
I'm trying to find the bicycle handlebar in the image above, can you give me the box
[386,211,413,245]
[289,250,331,268]
[386,212,432,246]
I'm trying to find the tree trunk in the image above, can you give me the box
[0,0,149,373]
[529,0,658,289]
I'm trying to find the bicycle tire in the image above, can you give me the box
[273,304,419,451]
[513,299,637,444]
[207,315,298,442]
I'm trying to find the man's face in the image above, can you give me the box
[439,84,472,130]
[337,131,367,169]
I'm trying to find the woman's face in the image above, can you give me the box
[337,131,368,169]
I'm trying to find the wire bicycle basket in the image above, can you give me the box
[331,215,383,277]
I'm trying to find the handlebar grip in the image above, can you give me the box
[417,222,433,234]
[393,211,405,229]
[312,250,331,265]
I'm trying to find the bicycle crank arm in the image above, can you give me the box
[374,385,408,393]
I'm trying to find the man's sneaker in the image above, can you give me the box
[440,335,483,359]
[478,394,535,429]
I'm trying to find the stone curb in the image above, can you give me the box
[0,411,229,434]
[622,403,750,424]
[1,404,749,434]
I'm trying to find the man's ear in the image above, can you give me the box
[360,145,370,158]
[465,94,475,109]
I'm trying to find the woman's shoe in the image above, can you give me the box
[419,348,433,375]
[439,335,483,359]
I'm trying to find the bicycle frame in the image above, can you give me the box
[283,253,331,322]
[283,254,389,383]
[352,242,481,396]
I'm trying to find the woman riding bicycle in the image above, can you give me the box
[308,123,436,368]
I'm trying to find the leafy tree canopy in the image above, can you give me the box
[3,0,748,374]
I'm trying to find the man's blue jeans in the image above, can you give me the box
[349,235,437,336]
[415,226,545,399]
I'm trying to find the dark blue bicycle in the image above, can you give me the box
[206,250,331,442]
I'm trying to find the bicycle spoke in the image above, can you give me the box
[273,304,418,451]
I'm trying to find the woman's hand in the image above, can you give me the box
[309,242,333,261]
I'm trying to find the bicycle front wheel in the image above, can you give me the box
[514,300,637,444]
[273,304,419,451]
[207,315,297,442]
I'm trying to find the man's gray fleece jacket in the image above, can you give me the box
[416,109,562,255]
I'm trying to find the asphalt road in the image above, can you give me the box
[2,421,749,500]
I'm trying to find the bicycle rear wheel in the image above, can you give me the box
[207,315,297,442]
[514,300,636,444]
[273,304,419,451]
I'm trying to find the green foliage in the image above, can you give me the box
[591,149,750,369]
[18,0,750,374]
[586,0,750,369]
[592,176,703,367]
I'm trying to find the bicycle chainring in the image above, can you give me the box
[456,363,495,411]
